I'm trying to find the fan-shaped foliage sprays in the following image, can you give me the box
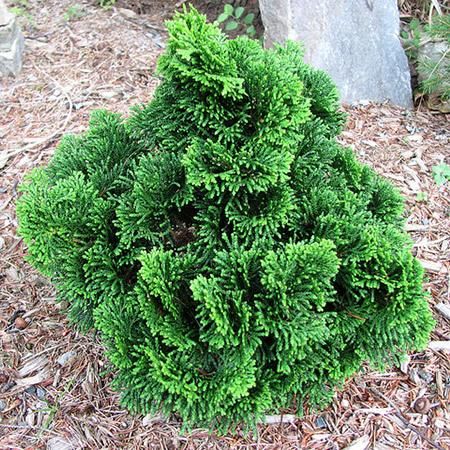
[17,7,434,430]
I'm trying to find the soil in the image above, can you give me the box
[0,1,449,449]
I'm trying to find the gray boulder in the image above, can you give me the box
[259,0,413,108]
[0,0,24,77]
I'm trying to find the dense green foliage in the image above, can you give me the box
[17,8,434,430]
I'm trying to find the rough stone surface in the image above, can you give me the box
[0,0,24,77]
[0,15,20,51]
[56,350,77,367]
[0,1,13,26]
[259,0,413,108]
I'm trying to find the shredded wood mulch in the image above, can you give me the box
[1,1,449,449]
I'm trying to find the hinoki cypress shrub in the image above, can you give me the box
[17,8,434,430]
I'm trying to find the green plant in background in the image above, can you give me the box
[432,163,450,185]
[98,0,116,8]
[401,14,450,103]
[36,379,74,437]
[418,15,449,101]
[17,7,434,431]
[217,3,256,37]
[416,191,428,202]
[63,4,85,22]
[9,0,34,26]
[401,18,422,60]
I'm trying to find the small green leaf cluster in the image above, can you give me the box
[63,4,85,22]
[9,0,34,26]
[401,18,422,61]
[17,7,434,431]
[217,3,256,37]
[98,0,116,8]
[432,163,450,186]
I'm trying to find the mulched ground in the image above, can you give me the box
[0,1,449,449]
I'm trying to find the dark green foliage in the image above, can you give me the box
[17,7,434,430]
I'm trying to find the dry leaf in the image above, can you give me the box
[142,413,164,426]
[435,303,450,320]
[18,356,49,377]
[419,259,447,273]
[429,341,450,352]
[0,153,10,170]
[343,435,370,450]
[263,414,296,424]
[15,369,50,386]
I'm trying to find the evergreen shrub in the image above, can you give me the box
[17,7,434,430]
